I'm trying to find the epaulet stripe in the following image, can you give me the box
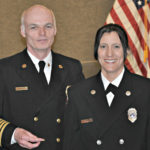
[0,119,10,147]
[0,119,5,123]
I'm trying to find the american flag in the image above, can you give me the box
[105,0,150,77]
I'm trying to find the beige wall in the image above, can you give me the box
[0,0,114,78]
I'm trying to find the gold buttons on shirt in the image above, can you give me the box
[34,117,39,122]
[56,138,61,143]
[56,118,61,124]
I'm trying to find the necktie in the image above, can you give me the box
[38,61,48,86]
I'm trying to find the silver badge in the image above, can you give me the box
[127,108,137,123]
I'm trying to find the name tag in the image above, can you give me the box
[81,118,93,124]
[15,86,28,91]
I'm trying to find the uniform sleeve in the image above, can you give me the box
[0,119,10,146]
[0,120,17,148]
[0,68,17,148]
[63,88,83,150]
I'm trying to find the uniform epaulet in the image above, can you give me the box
[0,118,10,146]
[65,85,71,104]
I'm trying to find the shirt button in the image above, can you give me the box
[119,139,125,145]
[96,139,102,145]
[56,118,61,124]
[34,117,38,122]
[56,138,61,143]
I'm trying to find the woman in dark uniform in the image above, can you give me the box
[63,24,150,150]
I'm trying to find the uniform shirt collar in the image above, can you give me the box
[27,50,52,72]
[101,68,125,90]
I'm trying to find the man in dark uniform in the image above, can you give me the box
[63,24,150,150]
[0,5,84,150]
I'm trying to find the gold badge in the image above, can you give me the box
[126,91,131,96]
[58,65,63,69]
[90,90,96,95]
[22,64,27,69]
[127,108,137,123]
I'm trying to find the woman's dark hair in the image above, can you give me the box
[94,23,129,60]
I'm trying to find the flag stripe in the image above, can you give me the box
[125,59,135,73]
